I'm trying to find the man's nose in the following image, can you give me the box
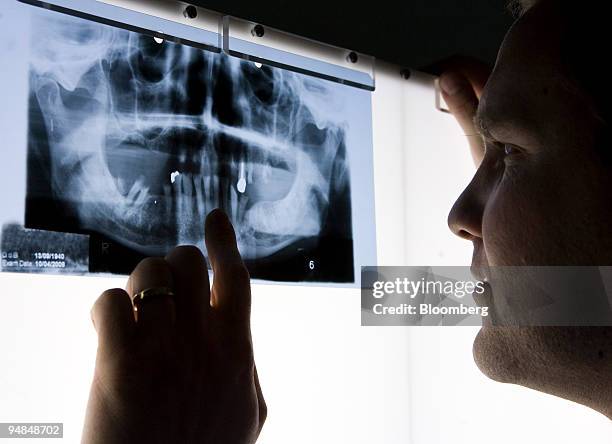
[447,173,485,241]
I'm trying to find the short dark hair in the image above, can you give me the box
[557,1,612,162]
[506,0,537,18]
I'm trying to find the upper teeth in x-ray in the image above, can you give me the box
[27,11,352,260]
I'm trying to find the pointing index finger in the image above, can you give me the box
[205,209,251,323]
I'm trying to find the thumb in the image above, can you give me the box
[439,71,485,166]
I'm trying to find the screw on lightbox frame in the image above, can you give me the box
[252,24,265,38]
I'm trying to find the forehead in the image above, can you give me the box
[477,1,585,147]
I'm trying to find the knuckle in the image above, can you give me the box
[232,356,255,382]
[94,288,127,311]
[136,256,167,269]
[259,400,268,424]
[167,245,204,262]
[228,261,250,283]
[130,257,173,288]
[452,96,477,116]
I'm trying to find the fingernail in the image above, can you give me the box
[206,208,228,234]
[207,208,227,225]
[439,73,463,96]
[205,209,236,246]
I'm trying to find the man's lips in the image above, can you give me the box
[472,281,492,307]
[470,263,493,310]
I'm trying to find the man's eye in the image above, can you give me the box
[504,144,519,156]
[501,144,526,170]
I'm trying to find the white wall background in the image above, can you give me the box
[0,4,610,442]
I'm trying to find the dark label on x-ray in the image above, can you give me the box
[0,224,88,274]
[88,233,148,275]
[21,5,358,283]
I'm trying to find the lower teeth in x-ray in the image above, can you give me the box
[24,8,355,282]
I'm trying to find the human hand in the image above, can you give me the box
[435,56,491,166]
[82,209,266,444]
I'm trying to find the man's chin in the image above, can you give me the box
[472,326,610,382]
[472,325,612,418]
[472,326,526,384]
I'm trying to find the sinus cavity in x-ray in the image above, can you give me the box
[24,8,356,283]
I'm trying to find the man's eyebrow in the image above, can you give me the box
[473,106,496,142]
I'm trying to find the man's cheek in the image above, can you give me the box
[481,181,553,266]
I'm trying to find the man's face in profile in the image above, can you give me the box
[447,0,612,415]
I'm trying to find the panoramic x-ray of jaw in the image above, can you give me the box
[25,9,355,282]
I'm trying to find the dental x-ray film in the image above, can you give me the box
[0,0,377,285]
